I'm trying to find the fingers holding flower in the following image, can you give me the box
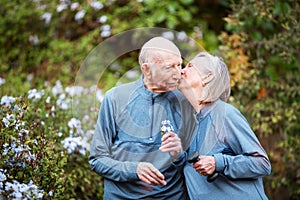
[159,132,182,157]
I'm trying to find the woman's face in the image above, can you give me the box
[179,57,204,91]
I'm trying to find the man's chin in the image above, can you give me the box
[153,86,176,93]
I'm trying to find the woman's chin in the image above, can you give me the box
[177,82,189,91]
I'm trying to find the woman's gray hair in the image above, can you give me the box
[195,52,231,102]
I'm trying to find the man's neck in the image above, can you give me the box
[143,78,166,94]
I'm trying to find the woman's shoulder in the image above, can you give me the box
[212,100,242,118]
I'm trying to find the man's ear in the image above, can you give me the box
[141,63,151,78]
[202,72,214,85]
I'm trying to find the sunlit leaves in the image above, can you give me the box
[221,1,300,198]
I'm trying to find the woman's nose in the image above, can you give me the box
[181,68,187,75]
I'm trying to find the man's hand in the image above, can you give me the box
[192,155,216,176]
[159,132,182,157]
[136,162,166,186]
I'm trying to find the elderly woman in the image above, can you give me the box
[177,52,271,199]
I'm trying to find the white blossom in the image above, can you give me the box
[56,94,70,110]
[19,129,29,136]
[61,136,88,155]
[101,30,111,38]
[101,24,111,31]
[68,118,81,129]
[162,31,175,40]
[100,25,111,37]
[46,96,51,103]
[15,120,25,131]
[125,70,139,79]
[52,80,64,96]
[71,2,80,11]
[40,12,52,25]
[82,115,90,122]
[160,120,174,135]
[0,169,7,182]
[177,31,188,41]
[96,89,104,102]
[26,73,34,82]
[98,15,107,23]
[44,81,50,87]
[90,1,103,11]
[29,35,39,45]
[1,95,15,107]
[65,85,86,96]
[2,114,15,127]
[56,3,68,12]
[4,179,43,199]
[28,89,45,101]
[48,191,53,197]
[74,10,86,21]
[0,77,5,86]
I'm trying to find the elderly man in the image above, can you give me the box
[89,37,195,199]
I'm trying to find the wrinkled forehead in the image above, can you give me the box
[141,37,181,57]
[148,50,182,64]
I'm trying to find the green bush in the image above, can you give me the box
[220,1,300,199]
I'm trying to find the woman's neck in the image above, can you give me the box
[180,87,205,113]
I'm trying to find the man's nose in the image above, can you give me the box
[172,69,181,80]
[174,65,182,74]
[175,64,182,72]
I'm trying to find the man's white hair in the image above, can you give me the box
[138,37,181,66]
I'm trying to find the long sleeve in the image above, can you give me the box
[88,91,138,182]
[214,105,271,179]
[88,79,190,199]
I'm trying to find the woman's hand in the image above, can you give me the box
[193,155,216,176]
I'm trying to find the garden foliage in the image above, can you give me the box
[1,81,104,199]
[219,1,300,199]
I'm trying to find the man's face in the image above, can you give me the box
[148,52,182,93]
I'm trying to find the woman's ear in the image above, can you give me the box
[202,72,214,86]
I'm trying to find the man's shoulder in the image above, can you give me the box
[166,89,185,101]
[106,79,140,97]
[169,89,192,108]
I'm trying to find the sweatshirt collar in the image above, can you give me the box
[194,99,220,122]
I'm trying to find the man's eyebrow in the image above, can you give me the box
[165,62,181,66]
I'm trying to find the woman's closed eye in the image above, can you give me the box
[187,63,194,68]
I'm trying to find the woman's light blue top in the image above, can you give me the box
[184,99,271,200]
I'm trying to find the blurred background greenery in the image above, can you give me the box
[0,0,299,199]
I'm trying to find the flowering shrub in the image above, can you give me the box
[0,79,104,199]
[0,169,44,200]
